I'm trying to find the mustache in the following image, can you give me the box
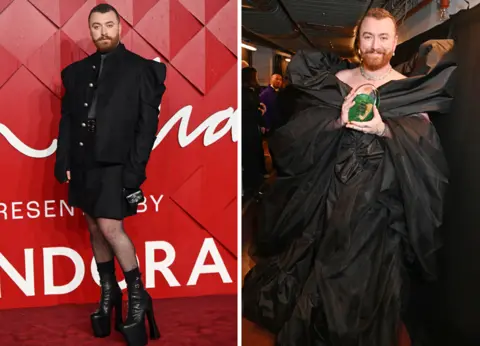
[364,49,386,54]
[96,36,112,42]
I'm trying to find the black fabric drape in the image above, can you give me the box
[243,48,456,346]
[391,19,452,67]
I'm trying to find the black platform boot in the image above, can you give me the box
[120,271,160,346]
[91,270,123,337]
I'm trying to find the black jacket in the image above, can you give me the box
[54,43,166,189]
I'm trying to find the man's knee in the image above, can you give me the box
[85,215,102,237]
[88,224,104,242]
[97,219,123,242]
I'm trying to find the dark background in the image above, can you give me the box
[377,6,480,345]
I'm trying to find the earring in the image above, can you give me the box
[393,51,395,56]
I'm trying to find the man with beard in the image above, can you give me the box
[54,4,166,346]
[243,8,456,346]
[335,8,413,135]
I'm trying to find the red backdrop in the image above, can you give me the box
[0,0,238,310]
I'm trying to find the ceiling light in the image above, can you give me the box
[241,43,257,51]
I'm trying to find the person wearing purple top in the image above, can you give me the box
[259,74,283,132]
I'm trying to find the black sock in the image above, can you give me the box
[124,267,142,287]
[97,259,115,275]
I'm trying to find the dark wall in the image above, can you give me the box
[436,6,480,345]
[242,47,253,65]
[392,7,480,345]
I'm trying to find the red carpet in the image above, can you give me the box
[0,295,236,346]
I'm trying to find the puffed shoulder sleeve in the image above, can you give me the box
[141,60,167,109]
[123,60,167,189]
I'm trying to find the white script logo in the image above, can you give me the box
[0,106,238,158]
[0,55,238,158]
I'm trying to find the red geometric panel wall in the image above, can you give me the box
[0,0,237,310]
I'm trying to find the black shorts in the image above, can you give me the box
[68,164,137,220]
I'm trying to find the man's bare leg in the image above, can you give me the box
[96,218,160,341]
[86,215,123,338]
[85,214,115,263]
[96,218,138,271]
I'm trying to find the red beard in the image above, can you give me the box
[361,49,393,71]
[94,34,120,53]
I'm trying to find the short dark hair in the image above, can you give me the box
[88,3,120,22]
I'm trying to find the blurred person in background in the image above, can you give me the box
[259,73,283,133]
[242,67,267,201]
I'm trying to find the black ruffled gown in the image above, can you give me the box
[242,50,456,346]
